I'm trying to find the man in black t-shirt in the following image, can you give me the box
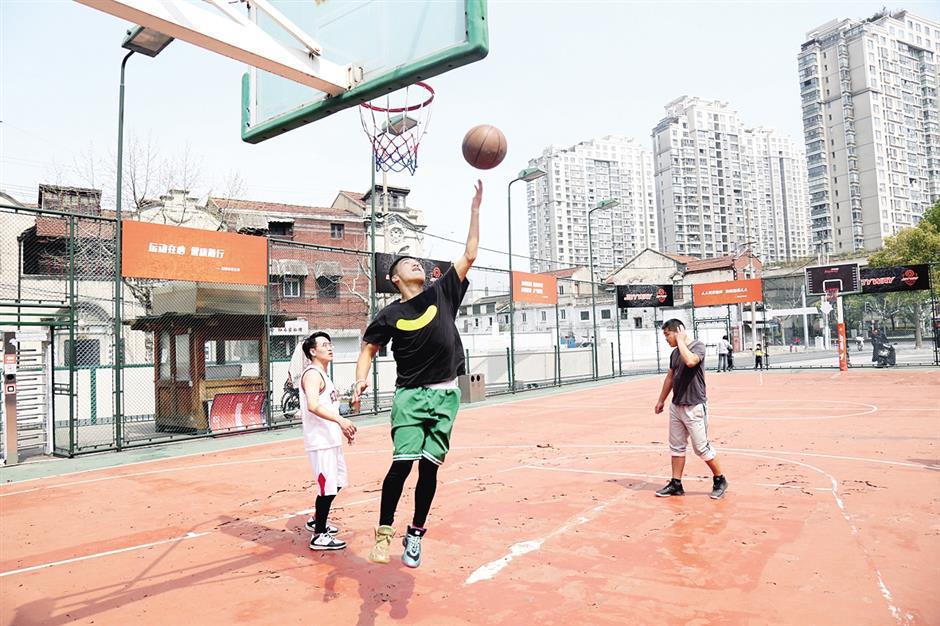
[352,180,482,568]
[653,319,728,499]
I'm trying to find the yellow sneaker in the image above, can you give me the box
[368,525,396,564]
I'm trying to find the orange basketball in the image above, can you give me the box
[461,124,508,170]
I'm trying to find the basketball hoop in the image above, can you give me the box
[826,287,840,303]
[360,82,435,175]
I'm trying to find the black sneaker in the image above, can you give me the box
[655,479,684,497]
[710,475,728,500]
[304,518,339,534]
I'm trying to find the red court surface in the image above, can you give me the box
[2,369,938,626]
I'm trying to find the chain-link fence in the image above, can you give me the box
[760,267,939,369]
[2,202,937,457]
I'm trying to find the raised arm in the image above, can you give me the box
[675,326,701,368]
[453,180,482,281]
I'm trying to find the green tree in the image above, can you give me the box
[868,201,940,347]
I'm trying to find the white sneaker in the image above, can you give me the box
[309,532,347,551]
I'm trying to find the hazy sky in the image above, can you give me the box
[2,1,939,270]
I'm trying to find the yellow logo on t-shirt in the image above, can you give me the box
[395,305,438,331]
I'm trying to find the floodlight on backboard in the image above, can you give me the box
[122,25,174,57]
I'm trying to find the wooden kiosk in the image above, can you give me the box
[129,283,283,433]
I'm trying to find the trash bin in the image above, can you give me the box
[458,373,486,403]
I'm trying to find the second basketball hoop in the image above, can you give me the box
[360,82,435,175]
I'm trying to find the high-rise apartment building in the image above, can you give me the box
[652,97,810,263]
[799,10,940,253]
[746,128,812,262]
[526,137,657,277]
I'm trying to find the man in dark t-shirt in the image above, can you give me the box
[352,180,482,568]
[653,319,728,499]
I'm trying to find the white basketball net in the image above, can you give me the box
[359,82,434,175]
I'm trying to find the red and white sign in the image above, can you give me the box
[692,278,763,307]
[209,392,266,432]
[122,220,268,286]
[512,271,558,305]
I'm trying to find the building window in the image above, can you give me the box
[558,284,565,295]
[634,317,643,329]
[316,275,339,298]
[283,277,301,298]
[522,312,527,323]
[601,309,611,320]
[269,221,293,237]
[475,318,480,328]
[580,311,590,321]
[541,311,547,322]
[330,223,345,239]
[560,310,567,320]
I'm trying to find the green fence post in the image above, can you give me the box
[654,307,661,373]
[90,367,97,425]
[554,344,560,386]
[67,215,76,457]
[505,347,512,391]
[610,342,615,379]
[264,237,273,427]
[616,308,622,376]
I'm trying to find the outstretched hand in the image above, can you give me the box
[471,179,482,210]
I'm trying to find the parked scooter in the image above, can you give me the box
[875,342,897,368]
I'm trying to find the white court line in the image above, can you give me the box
[0,464,530,579]
[727,450,913,626]
[465,488,634,585]
[520,465,832,492]
[0,532,211,579]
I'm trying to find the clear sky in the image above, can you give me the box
[2,1,938,270]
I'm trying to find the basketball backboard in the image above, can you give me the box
[243,0,489,143]
[804,263,861,296]
[73,0,488,144]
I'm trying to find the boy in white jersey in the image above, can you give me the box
[300,331,357,550]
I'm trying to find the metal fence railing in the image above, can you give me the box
[2,202,937,457]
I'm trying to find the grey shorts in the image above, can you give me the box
[669,402,717,461]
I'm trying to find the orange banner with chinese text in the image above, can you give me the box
[122,220,268,286]
[692,278,763,307]
[512,271,558,305]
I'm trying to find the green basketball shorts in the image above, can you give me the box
[389,386,461,465]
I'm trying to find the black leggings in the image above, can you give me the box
[313,487,340,534]
[379,458,439,528]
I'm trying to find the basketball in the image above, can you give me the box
[461,125,507,170]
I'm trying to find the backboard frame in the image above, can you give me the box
[804,263,862,296]
[241,0,489,144]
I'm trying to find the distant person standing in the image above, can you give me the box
[869,326,883,363]
[753,344,765,370]
[716,336,730,372]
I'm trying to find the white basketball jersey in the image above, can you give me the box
[299,365,343,450]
